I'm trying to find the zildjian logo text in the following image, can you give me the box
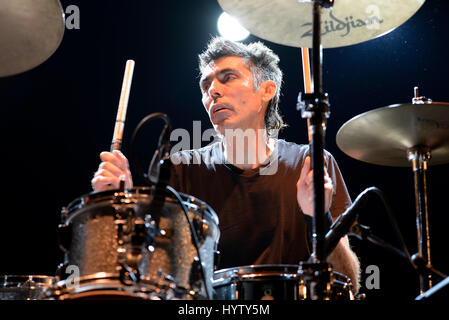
[301,11,384,38]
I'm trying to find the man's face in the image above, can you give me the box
[200,56,268,135]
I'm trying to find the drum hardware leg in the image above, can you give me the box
[408,147,433,294]
[411,254,447,281]
[350,222,448,300]
[343,190,448,299]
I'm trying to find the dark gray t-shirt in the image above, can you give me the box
[169,139,352,269]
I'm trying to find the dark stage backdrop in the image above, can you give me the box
[0,0,448,301]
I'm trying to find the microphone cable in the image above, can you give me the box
[129,112,212,299]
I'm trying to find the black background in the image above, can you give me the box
[0,0,448,301]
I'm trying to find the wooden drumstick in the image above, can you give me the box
[111,59,135,152]
[301,47,313,143]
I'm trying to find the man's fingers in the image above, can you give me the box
[100,151,129,171]
[324,175,333,191]
[91,175,119,190]
[305,170,313,186]
[99,161,125,178]
[300,156,331,185]
[113,150,130,168]
[93,151,133,192]
[298,156,311,183]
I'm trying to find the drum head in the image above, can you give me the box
[64,186,218,226]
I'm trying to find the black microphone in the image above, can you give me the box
[147,121,173,218]
[324,187,377,257]
[148,148,163,185]
[148,121,172,185]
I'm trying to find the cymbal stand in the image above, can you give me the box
[297,0,333,299]
[407,147,432,293]
[407,87,434,294]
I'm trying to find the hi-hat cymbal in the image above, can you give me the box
[0,0,65,77]
[336,102,449,167]
[218,0,425,48]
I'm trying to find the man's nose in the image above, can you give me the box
[208,79,223,99]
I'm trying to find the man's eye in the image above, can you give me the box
[201,83,210,92]
[224,74,236,81]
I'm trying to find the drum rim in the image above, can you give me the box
[214,264,300,275]
[213,264,300,285]
[47,272,197,300]
[213,264,351,285]
[64,186,219,226]
[52,272,194,289]
[0,274,56,286]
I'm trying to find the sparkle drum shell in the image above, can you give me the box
[55,187,220,299]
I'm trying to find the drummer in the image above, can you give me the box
[92,37,361,292]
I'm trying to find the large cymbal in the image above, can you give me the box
[0,0,65,77]
[218,0,425,48]
[336,103,449,167]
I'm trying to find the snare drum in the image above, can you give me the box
[53,186,220,300]
[0,275,55,300]
[212,264,355,300]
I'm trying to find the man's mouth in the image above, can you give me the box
[211,104,231,114]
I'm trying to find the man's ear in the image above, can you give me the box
[260,80,277,103]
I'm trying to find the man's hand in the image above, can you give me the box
[91,150,133,191]
[296,156,333,216]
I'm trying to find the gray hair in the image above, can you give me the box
[198,37,286,137]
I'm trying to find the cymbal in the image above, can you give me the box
[0,0,65,77]
[336,102,449,167]
[217,0,425,48]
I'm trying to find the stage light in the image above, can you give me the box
[217,12,250,41]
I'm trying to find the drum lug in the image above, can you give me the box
[192,216,209,242]
[115,214,147,286]
[144,216,159,249]
[355,292,366,300]
[297,262,334,300]
[56,262,69,281]
[118,262,140,286]
[214,250,221,270]
[189,256,204,294]
[131,219,146,246]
